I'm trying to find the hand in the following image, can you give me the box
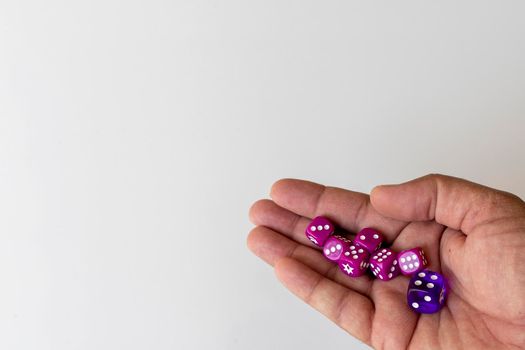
[247,174,525,349]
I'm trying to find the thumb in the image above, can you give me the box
[370,174,523,233]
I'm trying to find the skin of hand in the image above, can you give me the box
[247,174,525,350]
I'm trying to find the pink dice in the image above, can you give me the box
[338,243,370,277]
[354,227,383,253]
[370,248,400,281]
[322,235,351,262]
[305,216,334,247]
[397,247,428,276]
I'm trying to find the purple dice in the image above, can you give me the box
[407,270,447,314]
[397,247,428,276]
[337,243,370,277]
[305,216,334,247]
[369,248,400,281]
[322,235,351,262]
[354,227,383,253]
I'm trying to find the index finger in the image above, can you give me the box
[270,179,408,242]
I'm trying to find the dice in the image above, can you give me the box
[322,235,351,262]
[354,227,383,253]
[397,247,428,276]
[369,248,400,281]
[407,270,447,314]
[337,243,370,277]
[305,216,334,247]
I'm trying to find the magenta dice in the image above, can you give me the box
[370,248,400,281]
[322,235,351,262]
[338,243,370,277]
[355,227,383,253]
[397,247,428,276]
[305,216,334,247]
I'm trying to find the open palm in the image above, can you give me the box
[248,175,525,349]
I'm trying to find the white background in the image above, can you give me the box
[1,1,525,349]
